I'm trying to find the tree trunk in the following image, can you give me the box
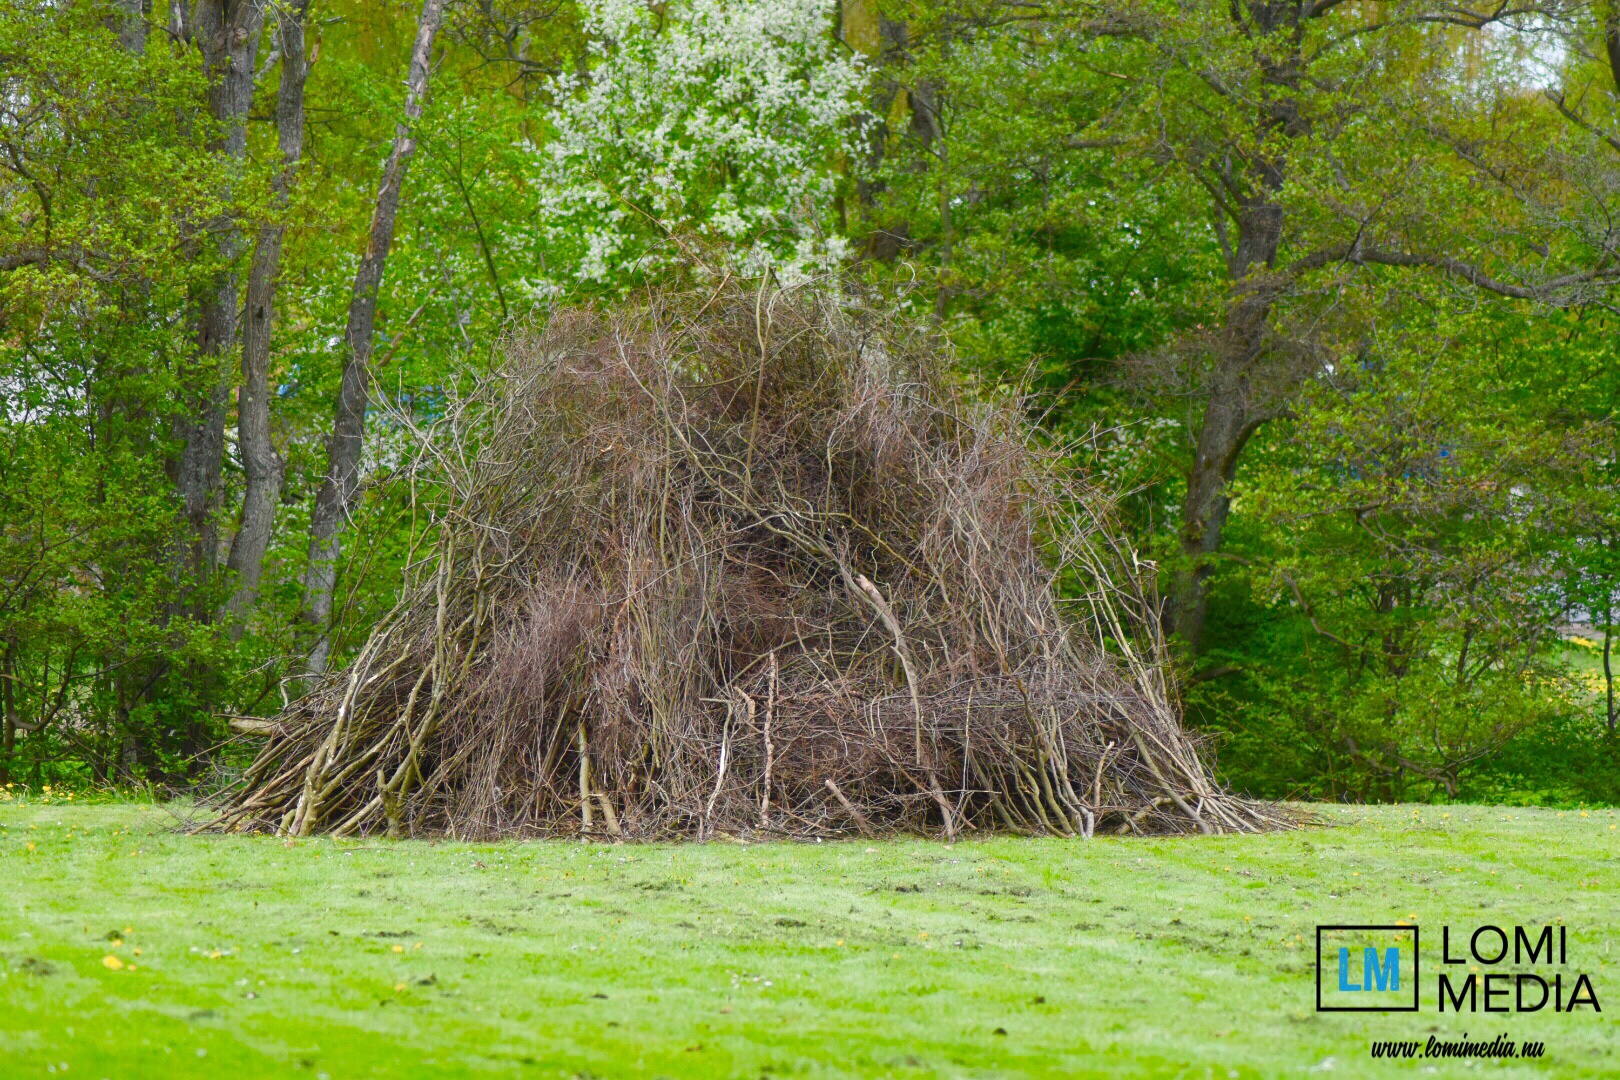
[166,0,188,41]
[301,0,445,673]
[170,0,265,586]
[1167,0,1302,653]
[1606,585,1616,735]
[225,1,308,631]
[1171,373,1256,653]
[108,0,150,53]
[0,641,15,783]
[1605,0,1620,95]
[1168,204,1282,652]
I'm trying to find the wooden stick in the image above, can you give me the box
[594,794,623,837]
[761,652,777,829]
[824,778,872,835]
[578,721,592,832]
[1131,730,1213,835]
[848,570,926,767]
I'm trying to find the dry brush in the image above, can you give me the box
[212,279,1285,840]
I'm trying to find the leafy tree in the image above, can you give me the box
[0,3,242,779]
[530,0,865,288]
[3,0,1618,804]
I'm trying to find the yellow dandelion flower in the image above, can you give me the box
[392,944,405,953]
[102,955,123,970]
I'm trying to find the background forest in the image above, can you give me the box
[4,0,1620,807]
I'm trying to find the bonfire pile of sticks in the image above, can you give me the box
[212,279,1285,839]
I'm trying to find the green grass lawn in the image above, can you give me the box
[1,800,1615,1078]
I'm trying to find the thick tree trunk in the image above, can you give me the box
[1168,199,1283,651]
[108,0,150,53]
[225,1,308,630]
[301,0,445,673]
[1172,382,1254,653]
[1167,1,1304,653]
[170,0,264,585]
[841,0,923,263]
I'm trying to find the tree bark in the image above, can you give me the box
[1168,202,1288,652]
[301,0,445,673]
[1606,582,1617,736]
[1166,1,1302,653]
[1606,631,1616,734]
[107,0,150,53]
[225,1,309,631]
[1605,0,1620,95]
[0,641,15,782]
[1172,372,1258,651]
[170,0,265,586]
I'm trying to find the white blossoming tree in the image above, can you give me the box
[531,0,864,290]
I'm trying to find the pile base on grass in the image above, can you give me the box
[214,281,1285,840]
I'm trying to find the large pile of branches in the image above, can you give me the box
[214,280,1284,840]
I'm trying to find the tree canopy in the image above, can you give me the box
[3,0,1618,805]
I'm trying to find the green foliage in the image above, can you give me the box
[0,3,244,783]
[852,0,1620,803]
[1187,294,1593,799]
[3,0,1620,804]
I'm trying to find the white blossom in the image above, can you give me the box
[532,0,864,289]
